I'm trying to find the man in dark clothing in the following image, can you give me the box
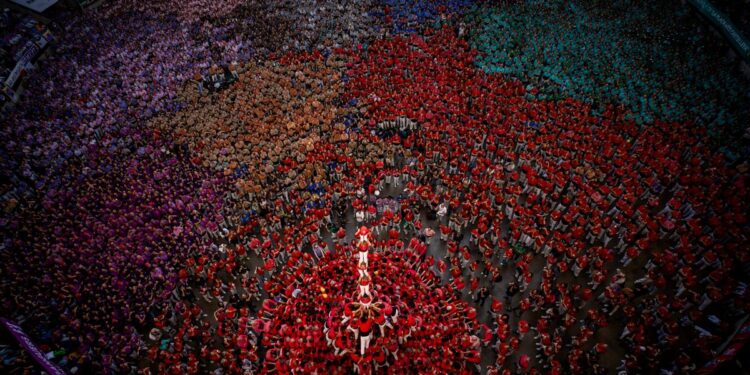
[475,286,490,306]
[505,282,519,304]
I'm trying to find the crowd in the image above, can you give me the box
[96,0,247,23]
[0,0,749,374]
[344,27,749,373]
[0,1,250,373]
[373,0,478,34]
[1,136,228,373]
[259,234,482,374]
[131,24,750,374]
[0,0,382,372]
[467,0,750,159]
[178,0,379,58]
[0,4,253,221]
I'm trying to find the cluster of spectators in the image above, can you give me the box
[343,27,749,374]
[467,0,750,158]
[135,25,749,374]
[1,1,748,374]
[0,0,320,373]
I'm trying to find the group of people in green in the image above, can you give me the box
[465,0,749,160]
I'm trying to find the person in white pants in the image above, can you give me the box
[360,332,372,355]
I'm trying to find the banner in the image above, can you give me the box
[4,62,26,89]
[688,0,750,62]
[0,318,66,375]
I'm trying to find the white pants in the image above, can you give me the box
[360,333,372,355]
[359,284,370,297]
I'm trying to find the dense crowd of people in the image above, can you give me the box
[468,0,750,158]
[1,0,749,374]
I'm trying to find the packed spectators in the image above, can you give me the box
[468,0,750,159]
[0,1,748,374]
